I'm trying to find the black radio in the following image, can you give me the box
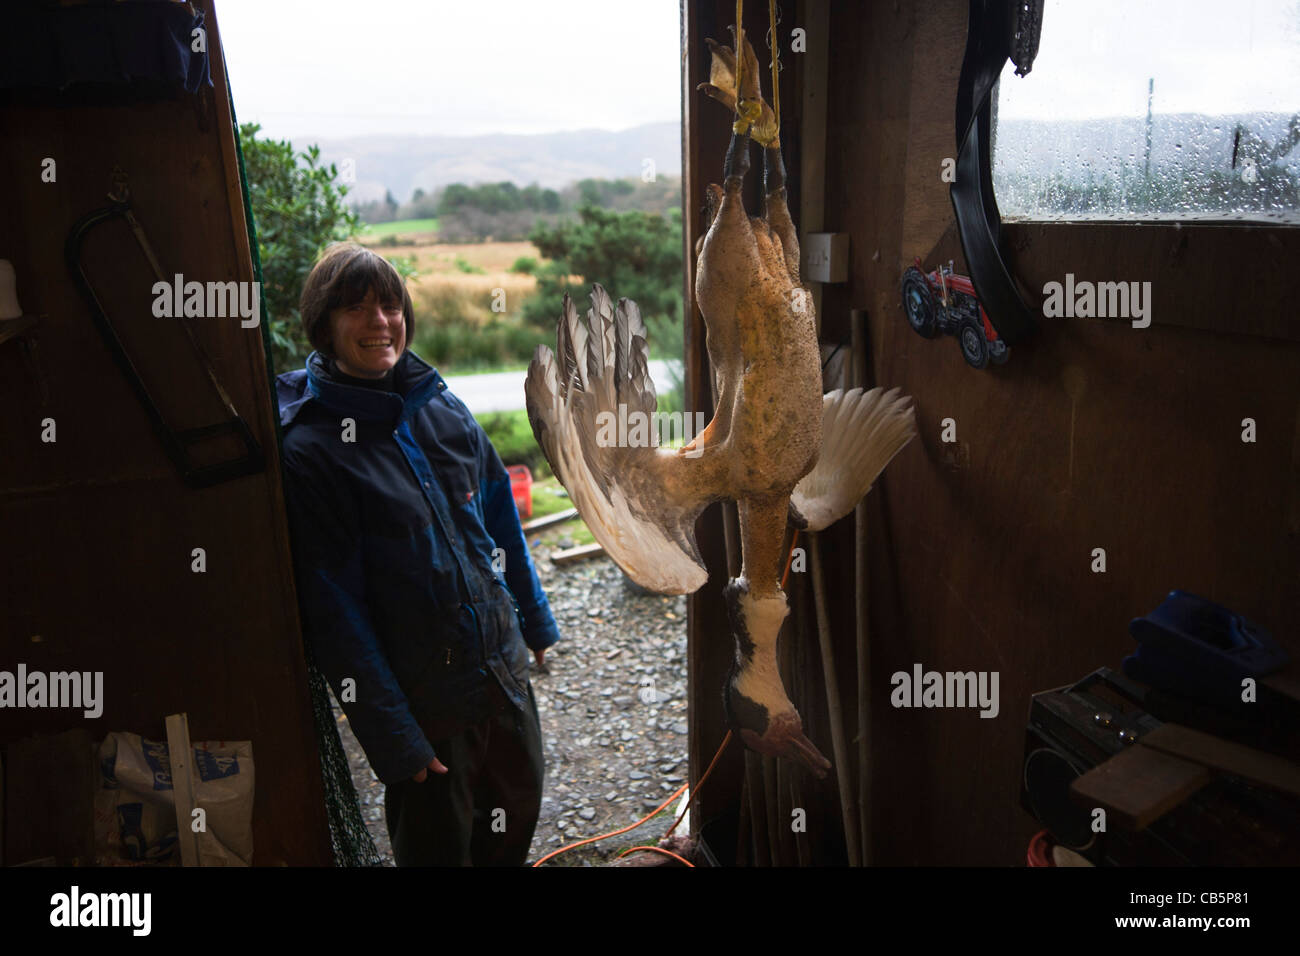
[1022,667,1300,866]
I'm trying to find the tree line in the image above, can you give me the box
[353,175,682,242]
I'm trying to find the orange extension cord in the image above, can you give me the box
[533,529,801,866]
[532,729,733,867]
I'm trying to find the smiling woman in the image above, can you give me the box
[299,242,414,377]
[275,241,561,866]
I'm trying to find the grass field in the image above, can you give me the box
[362,239,535,274]
[357,218,440,240]
[390,240,543,330]
[525,475,595,548]
[357,238,552,374]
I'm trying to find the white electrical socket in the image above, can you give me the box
[804,233,849,283]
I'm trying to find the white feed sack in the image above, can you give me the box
[94,732,254,866]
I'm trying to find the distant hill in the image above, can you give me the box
[308,121,681,203]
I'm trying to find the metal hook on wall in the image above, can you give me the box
[64,168,265,488]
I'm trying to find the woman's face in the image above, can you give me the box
[329,287,406,378]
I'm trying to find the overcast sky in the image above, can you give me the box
[215,1,1297,141]
[216,0,683,140]
[998,0,1299,120]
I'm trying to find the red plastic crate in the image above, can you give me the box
[507,465,533,519]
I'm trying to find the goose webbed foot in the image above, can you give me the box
[724,680,832,779]
[738,711,832,779]
[678,415,721,457]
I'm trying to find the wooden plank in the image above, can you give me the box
[851,308,872,865]
[521,507,578,532]
[809,532,860,864]
[201,0,331,865]
[165,713,201,867]
[901,0,966,260]
[551,542,606,566]
[799,0,830,329]
[817,0,931,868]
[1140,723,1300,797]
[1071,744,1211,831]
[1004,222,1300,343]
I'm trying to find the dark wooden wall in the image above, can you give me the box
[686,0,1300,865]
[0,1,331,864]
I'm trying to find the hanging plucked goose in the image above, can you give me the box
[526,19,916,777]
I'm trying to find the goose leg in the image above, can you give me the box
[763,146,803,286]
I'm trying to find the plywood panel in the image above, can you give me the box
[0,0,330,865]
[812,0,1299,866]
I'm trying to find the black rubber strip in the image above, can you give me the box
[950,0,1038,345]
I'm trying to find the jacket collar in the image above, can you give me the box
[277,350,448,427]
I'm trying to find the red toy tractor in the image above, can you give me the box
[900,257,1008,369]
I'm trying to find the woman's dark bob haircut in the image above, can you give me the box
[299,242,414,358]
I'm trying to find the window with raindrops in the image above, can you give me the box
[992,0,1300,224]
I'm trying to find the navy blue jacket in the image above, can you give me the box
[276,350,560,784]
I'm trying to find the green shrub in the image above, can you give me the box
[476,409,550,477]
[386,254,419,283]
[412,318,546,374]
[509,256,538,275]
[525,205,683,360]
[238,123,360,371]
[655,378,684,419]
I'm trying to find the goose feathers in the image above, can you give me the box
[526,285,708,594]
[790,387,917,532]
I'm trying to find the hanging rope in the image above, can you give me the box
[735,0,744,105]
[731,0,779,144]
[768,0,781,135]
[732,0,753,135]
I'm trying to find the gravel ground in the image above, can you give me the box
[331,524,689,866]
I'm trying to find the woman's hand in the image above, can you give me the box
[412,755,449,782]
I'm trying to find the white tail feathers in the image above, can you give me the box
[790,387,916,532]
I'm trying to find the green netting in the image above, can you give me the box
[301,643,384,867]
[225,60,382,868]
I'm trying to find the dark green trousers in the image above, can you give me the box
[383,679,544,866]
